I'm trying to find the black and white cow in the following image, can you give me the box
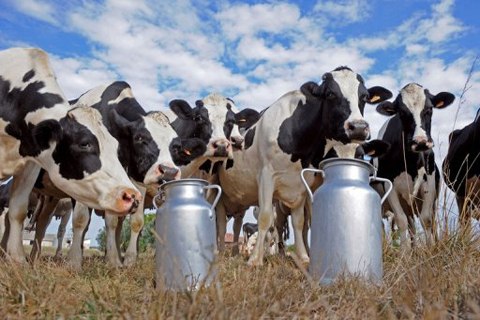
[0,48,142,262]
[39,82,207,268]
[217,67,392,266]
[443,109,480,226]
[374,83,455,247]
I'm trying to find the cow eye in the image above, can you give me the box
[79,142,91,150]
[135,135,144,142]
[325,91,336,100]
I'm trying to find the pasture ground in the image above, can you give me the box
[1,233,480,319]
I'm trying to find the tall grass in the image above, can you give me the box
[1,233,480,319]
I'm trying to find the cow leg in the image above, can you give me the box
[115,216,124,260]
[419,176,437,245]
[232,212,244,256]
[55,207,71,259]
[407,214,416,248]
[123,184,147,267]
[66,202,90,270]
[303,200,312,255]
[0,209,6,244]
[274,202,288,256]
[291,200,310,264]
[216,199,228,253]
[104,213,123,268]
[7,162,41,263]
[30,197,58,262]
[387,189,411,249]
[248,169,274,267]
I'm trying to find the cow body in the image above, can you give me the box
[375,83,454,247]
[443,110,480,224]
[218,67,392,265]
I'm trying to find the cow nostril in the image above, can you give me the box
[348,123,356,131]
[122,192,133,203]
[158,165,165,174]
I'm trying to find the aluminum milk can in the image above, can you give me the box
[154,179,222,291]
[301,158,392,285]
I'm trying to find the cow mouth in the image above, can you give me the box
[411,142,433,152]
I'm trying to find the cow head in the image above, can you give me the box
[170,94,259,159]
[33,106,141,215]
[376,83,455,152]
[305,66,392,144]
[110,109,206,185]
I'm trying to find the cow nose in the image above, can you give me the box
[411,136,432,152]
[158,164,180,181]
[213,139,231,157]
[230,136,244,149]
[346,120,370,141]
[116,187,142,215]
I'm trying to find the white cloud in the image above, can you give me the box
[314,0,370,24]
[9,0,58,25]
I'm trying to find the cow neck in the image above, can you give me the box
[277,92,327,168]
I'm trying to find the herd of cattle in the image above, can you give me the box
[0,47,478,270]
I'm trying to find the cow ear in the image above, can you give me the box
[32,119,63,150]
[376,101,397,116]
[432,92,455,109]
[235,108,260,128]
[366,86,392,104]
[361,140,390,158]
[300,81,323,97]
[169,99,194,120]
[109,108,131,132]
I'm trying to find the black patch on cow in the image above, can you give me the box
[443,113,480,199]
[52,115,102,180]
[277,80,352,168]
[226,159,234,169]
[22,70,35,83]
[170,99,213,143]
[212,161,223,174]
[223,109,235,139]
[199,159,212,173]
[244,127,256,149]
[0,76,65,156]
[169,137,207,166]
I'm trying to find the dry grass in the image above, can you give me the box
[1,234,480,319]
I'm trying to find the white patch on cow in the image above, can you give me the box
[324,139,359,158]
[331,69,362,124]
[107,87,135,105]
[392,171,414,207]
[412,166,426,199]
[400,83,427,140]
[142,112,180,184]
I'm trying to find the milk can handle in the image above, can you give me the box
[369,176,393,205]
[204,184,222,219]
[300,168,324,203]
[152,191,164,210]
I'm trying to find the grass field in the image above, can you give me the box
[1,232,480,319]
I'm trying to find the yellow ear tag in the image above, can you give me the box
[238,119,247,122]
[184,149,191,156]
[369,95,381,103]
[435,101,444,108]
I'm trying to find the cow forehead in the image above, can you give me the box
[400,83,426,113]
[330,69,362,99]
[68,107,118,151]
[143,115,177,149]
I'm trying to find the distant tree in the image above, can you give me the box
[95,213,156,253]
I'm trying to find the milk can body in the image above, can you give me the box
[155,179,221,291]
[301,158,392,285]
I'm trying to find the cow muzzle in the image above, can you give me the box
[230,135,244,150]
[113,187,142,215]
[212,139,232,157]
[345,120,370,141]
[157,163,180,182]
[411,136,433,152]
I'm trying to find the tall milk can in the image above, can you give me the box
[154,179,222,291]
[301,158,392,285]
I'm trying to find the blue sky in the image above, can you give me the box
[1,0,479,241]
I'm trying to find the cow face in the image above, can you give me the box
[314,67,392,143]
[170,94,258,159]
[34,106,141,215]
[376,83,455,152]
